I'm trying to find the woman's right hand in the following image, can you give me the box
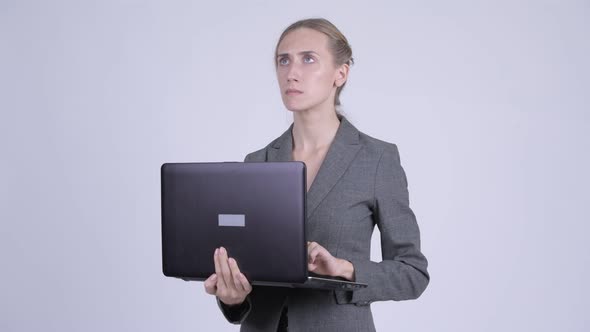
[204,246,252,306]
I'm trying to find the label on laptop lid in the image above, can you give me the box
[218,214,246,227]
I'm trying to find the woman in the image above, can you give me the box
[203,18,429,332]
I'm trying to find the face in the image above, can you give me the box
[276,28,348,113]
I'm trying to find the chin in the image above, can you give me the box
[283,103,309,113]
[285,107,305,113]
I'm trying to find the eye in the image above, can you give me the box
[303,55,315,63]
[278,57,289,66]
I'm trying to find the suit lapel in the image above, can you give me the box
[305,117,361,220]
[267,122,295,162]
[268,116,362,220]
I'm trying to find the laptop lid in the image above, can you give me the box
[161,161,308,284]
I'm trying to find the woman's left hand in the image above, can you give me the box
[307,241,355,281]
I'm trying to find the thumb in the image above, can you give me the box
[204,274,218,295]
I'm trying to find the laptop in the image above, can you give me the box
[161,161,367,291]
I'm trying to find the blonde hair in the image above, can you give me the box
[275,18,354,109]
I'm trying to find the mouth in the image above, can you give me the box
[285,88,303,96]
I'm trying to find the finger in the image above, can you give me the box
[229,257,245,292]
[308,259,317,271]
[308,246,323,263]
[239,273,252,293]
[204,273,218,295]
[308,248,316,263]
[309,254,321,269]
[307,242,318,257]
[308,242,322,256]
[219,247,235,290]
[213,248,227,289]
[308,245,333,271]
[308,248,319,270]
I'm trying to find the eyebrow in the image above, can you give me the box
[276,51,319,58]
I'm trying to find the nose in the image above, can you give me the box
[286,63,300,82]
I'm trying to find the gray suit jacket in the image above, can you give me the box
[217,116,429,332]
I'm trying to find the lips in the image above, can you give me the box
[285,88,303,95]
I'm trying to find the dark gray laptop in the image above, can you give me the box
[161,161,367,290]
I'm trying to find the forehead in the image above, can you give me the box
[277,28,330,55]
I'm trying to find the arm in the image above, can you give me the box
[216,295,252,324]
[205,247,253,324]
[214,152,256,323]
[335,144,430,305]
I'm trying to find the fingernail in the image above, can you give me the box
[214,248,218,256]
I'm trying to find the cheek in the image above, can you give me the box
[276,72,288,89]
[308,69,335,92]
[309,64,334,81]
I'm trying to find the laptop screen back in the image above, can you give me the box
[161,162,307,284]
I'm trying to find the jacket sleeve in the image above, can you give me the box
[216,296,252,324]
[335,144,430,305]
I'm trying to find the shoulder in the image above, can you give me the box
[244,146,267,162]
[243,135,281,162]
[244,122,293,162]
[356,128,400,163]
[355,129,409,192]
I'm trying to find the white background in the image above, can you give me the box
[1,0,588,331]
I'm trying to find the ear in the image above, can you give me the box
[334,63,350,88]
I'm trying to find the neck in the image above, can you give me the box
[291,108,341,151]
